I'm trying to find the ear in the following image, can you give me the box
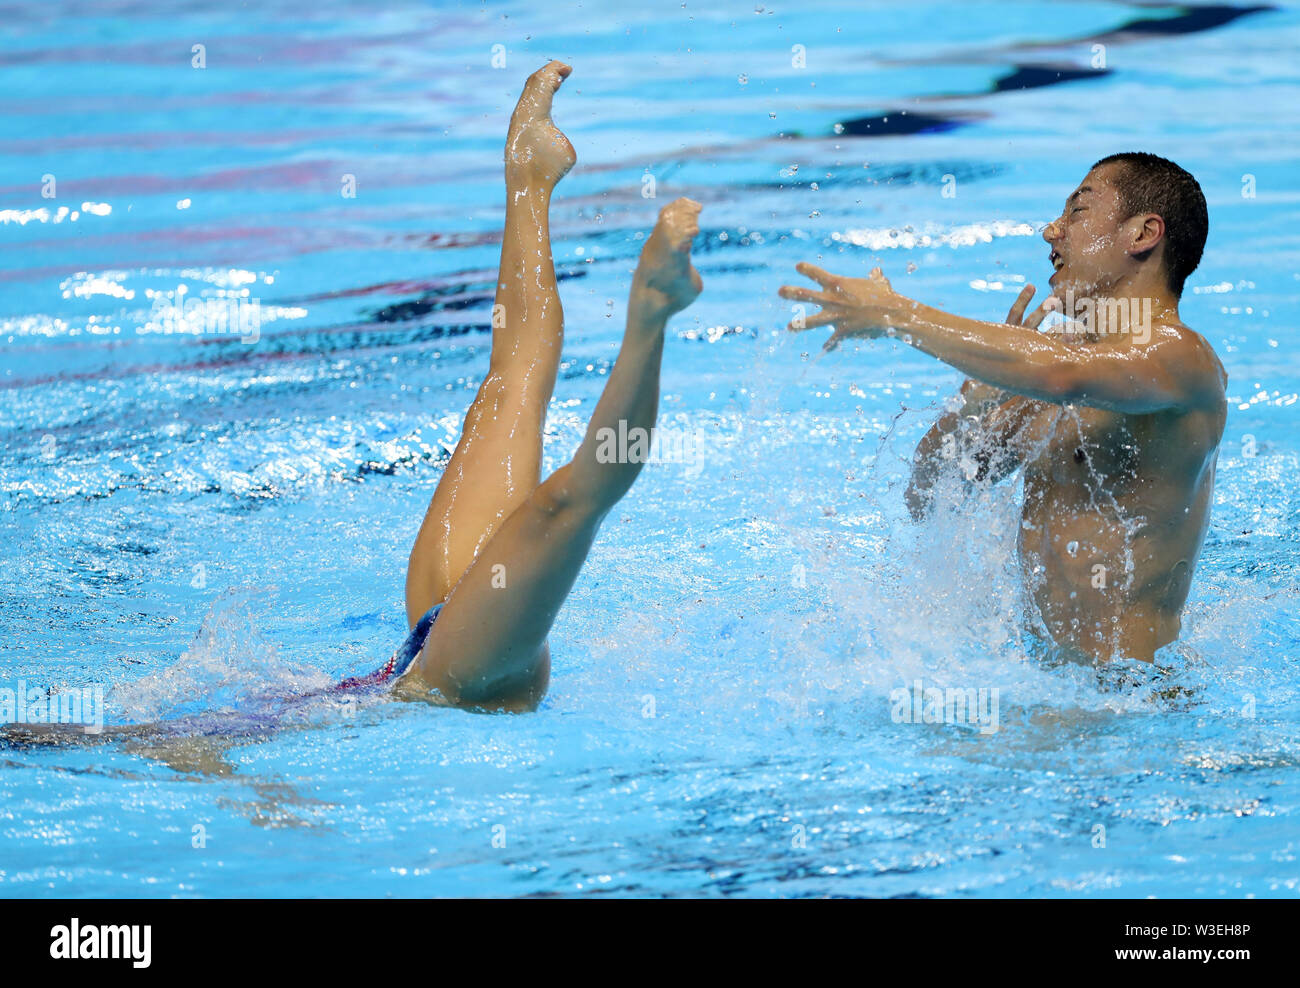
[1129,212,1165,258]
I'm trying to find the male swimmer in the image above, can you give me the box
[5,61,703,742]
[780,153,1226,665]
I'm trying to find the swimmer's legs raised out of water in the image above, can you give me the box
[399,61,703,711]
[403,61,576,629]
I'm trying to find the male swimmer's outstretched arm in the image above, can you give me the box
[778,266,1221,413]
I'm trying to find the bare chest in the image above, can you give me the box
[1023,404,1146,495]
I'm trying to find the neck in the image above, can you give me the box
[1065,271,1180,341]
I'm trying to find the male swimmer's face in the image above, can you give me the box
[1043,165,1133,299]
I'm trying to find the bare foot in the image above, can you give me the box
[631,197,704,321]
[505,61,576,188]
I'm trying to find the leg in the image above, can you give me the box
[405,61,576,627]
[395,199,704,710]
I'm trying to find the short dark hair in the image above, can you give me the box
[1091,152,1208,296]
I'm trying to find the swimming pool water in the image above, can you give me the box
[2,0,1299,897]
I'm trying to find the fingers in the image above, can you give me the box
[1024,295,1061,330]
[1005,284,1035,325]
[1001,285,1062,330]
[778,284,835,306]
[801,311,840,330]
[785,311,839,332]
[795,262,836,287]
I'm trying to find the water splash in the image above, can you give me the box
[110,587,333,724]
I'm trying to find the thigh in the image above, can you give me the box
[405,373,546,625]
[400,469,600,709]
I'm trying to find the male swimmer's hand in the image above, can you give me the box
[958,376,1003,413]
[779,263,905,351]
[1003,283,1059,332]
[961,285,1061,408]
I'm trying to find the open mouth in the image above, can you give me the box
[1049,249,1064,272]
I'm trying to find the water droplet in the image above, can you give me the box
[1066,540,1079,556]
[906,262,917,274]
[738,74,748,85]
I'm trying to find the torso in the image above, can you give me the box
[1012,334,1226,663]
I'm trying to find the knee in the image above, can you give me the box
[532,465,603,525]
[532,467,578,516]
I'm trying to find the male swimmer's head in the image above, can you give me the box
[1043,152,1208,301]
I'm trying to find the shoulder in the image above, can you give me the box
[1147,321,1228,411]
